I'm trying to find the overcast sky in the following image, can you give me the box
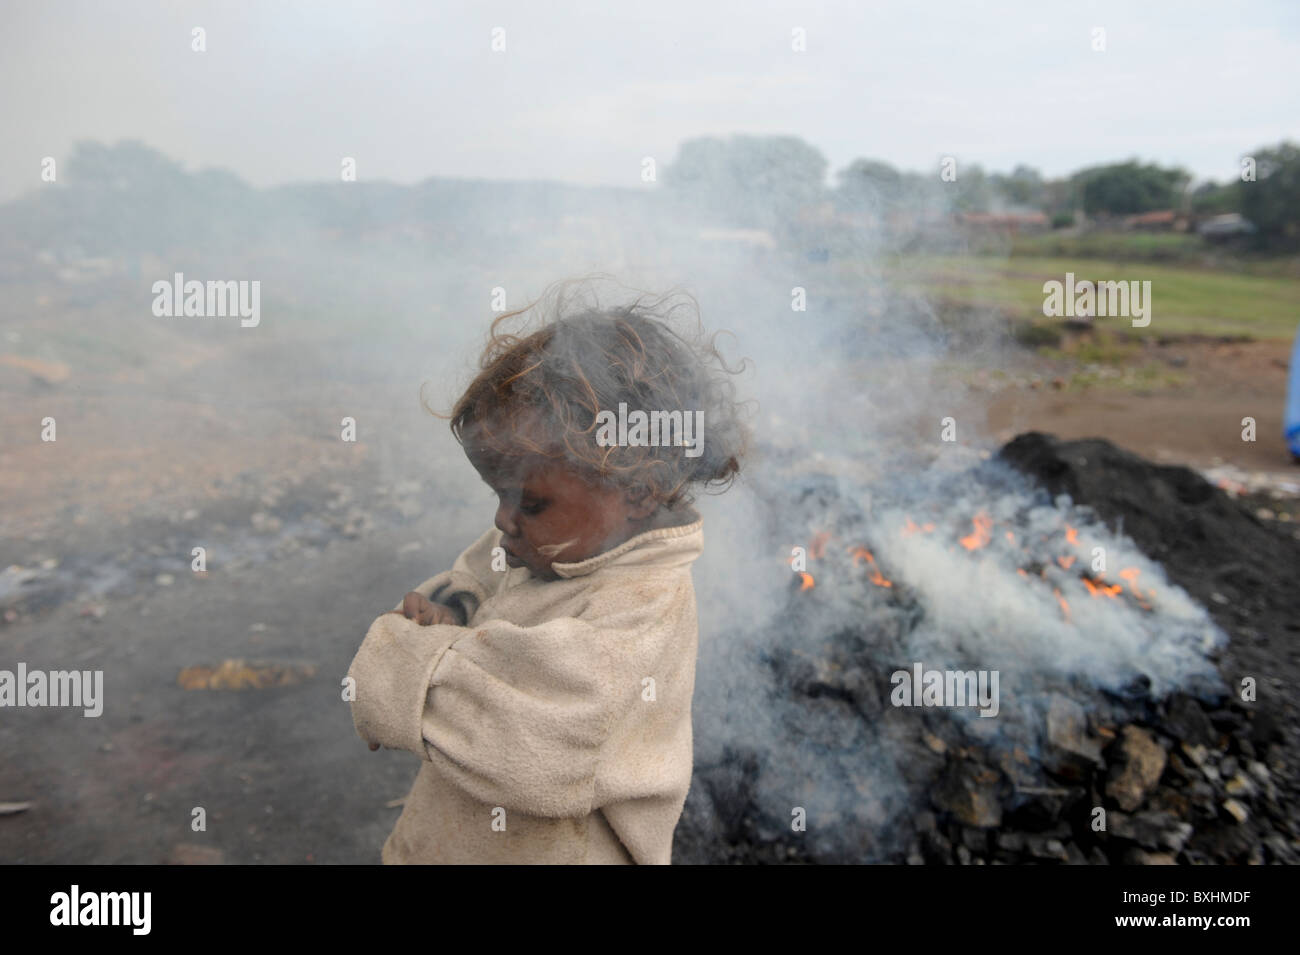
[2,0,1297,201]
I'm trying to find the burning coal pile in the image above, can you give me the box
[673,433,1299,865]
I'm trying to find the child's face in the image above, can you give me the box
[468,448,652,581]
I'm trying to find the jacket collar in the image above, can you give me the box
[548,510,703,579]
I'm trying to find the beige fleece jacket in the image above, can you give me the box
[347,515,703,865]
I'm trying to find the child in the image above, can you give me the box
[348,283,748,864]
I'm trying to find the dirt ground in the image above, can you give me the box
[984,338,1297,477]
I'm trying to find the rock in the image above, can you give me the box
[1124,848,1177,865]
[1088,846,1110,865]
[1164,694,1215,746]
[1222,799,1249,824]
[1180,742,1209,767]
[1264,835,1298,865]
[1186,781,1218,820]
[1026,836,1070,862]
[166,844,225,865]
[1249,707,1284,748]
[1224,774,1257,799]
[1106,726,1167,811]
[1044,695,1104,781]
[996,831,1025,853]
[931,760,1003,828]
[1109,810,1193,853]
[1147,788,1192,821]
[922,829,953,865]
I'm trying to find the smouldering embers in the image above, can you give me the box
[799,513,1154,615]
[790,478,1225,700]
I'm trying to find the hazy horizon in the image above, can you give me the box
[3,0,1298,202]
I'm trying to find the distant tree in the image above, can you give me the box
[834,159,903,212]
[1189,180,1238,217]
[1238,141,1300,248]
[951,163,993,213]
[990,165,1045,209]
[1073,160,1191,216]
[1041,178,1079,218]
[664,135,828,230]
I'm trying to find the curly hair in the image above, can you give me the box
[428,278,751,509]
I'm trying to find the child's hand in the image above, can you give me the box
[384,592,460,627]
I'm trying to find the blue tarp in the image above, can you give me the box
[1288,320,1300,459]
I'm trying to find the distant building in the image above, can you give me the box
[1122,209,1187,231]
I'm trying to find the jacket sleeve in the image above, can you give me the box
[349,580,687,819]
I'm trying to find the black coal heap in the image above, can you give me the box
[672,433,1299,865]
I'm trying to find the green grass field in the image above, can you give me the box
[885,253,1300,340]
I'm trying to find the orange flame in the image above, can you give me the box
[1081,577,1122,599]
[959,512,993,551]
[1118,566,1154,601]
[901,519,936,538]
[1065,524,1079,546]
[808,531,832,560]
[798,572,815,591]
[1053,587,1071,621]
[1056,555,1076,570]
[848,546,893,588]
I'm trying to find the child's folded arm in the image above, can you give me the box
[417,581,691,818]
[352,583,685,819]
[348,613,465,755]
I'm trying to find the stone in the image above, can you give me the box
[1164,694,1215,746]
[931,760,1003,828]
[1222,799,1249,824]
[1109,810,1193,853]
[1106,726,1167,811]
[1025,836,1070,862]
[996,831,1025,853]
[1224,774,1257,799]
[1124,848,1177,865]
[166,844,225,865]
[1044,695,1104,781]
